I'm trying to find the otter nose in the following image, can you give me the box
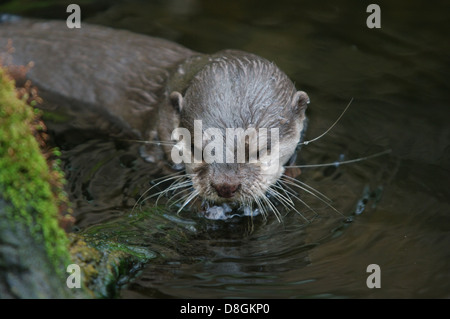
[212,182,241,198]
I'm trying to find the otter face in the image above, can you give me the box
[169,51,309,208]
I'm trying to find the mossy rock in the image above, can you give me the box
[0,65,80,297]
[0,64,157,298]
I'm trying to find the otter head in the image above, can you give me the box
[169,51,309,207]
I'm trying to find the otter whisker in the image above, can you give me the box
[280,176,331,204]
[255,194,269,220]
[155,182,193,207]
[286,149,392,169]
[245,199,255,218]
[132,173,190,213]
[260,190,283,223]
[274,179,299,198]
[276,181,307,201]
[272,181,300,201]
[267,186,295,209]
[137,177,190,207]
[140,173,188,199]
[150,170,185,183]
[299,98,353,146]
[167,186,196,208]
[252,193,268,220]
[279,177,345,217]
[177,189,200,215]
[273,181,317,221]
[244,199,256,233]
[266,188,291,213]
[153,178,193,203]
[186,194,201,212]
[281,174,332,203]
[267,187,310,223]
[162,179,193,195]
[274,181,317,216]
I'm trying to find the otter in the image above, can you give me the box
[0,18,308,217]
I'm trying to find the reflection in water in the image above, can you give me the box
[12,0,450,298]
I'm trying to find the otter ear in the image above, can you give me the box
[292,91,309,116]
[169,91,184,113]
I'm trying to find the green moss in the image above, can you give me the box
[0,67,72,274]
[68,232,152,298]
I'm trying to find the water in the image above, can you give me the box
[8,0,449,298]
